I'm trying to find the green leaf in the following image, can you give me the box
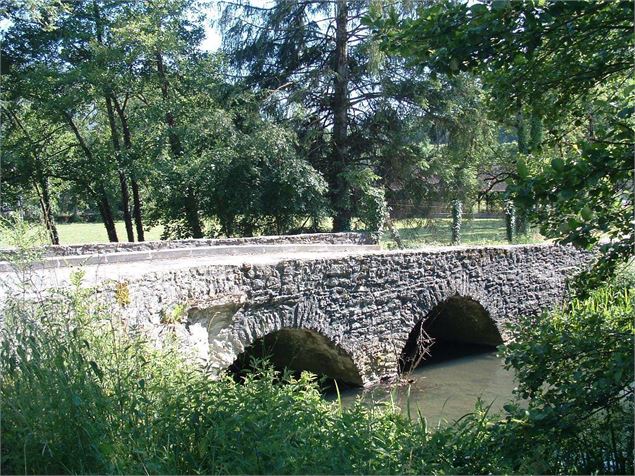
[89,361,103,381]
[567,217,580,229]
[491,0,510,11]
[580,206,594,221]
[517,158,529,179]
[470,4,488,16]
[71,394,82,407]
[551,158,565,172]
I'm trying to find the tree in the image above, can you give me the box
[1,104,66,244]
[2,0,215,240]
[372,0,633,279]
[2,0,140,241]
[221,0,450,231]
[2,0,330,241]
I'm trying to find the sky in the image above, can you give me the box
[0,1,273,50]
[201,0,275,52]
[201,22,222,52]
[200,1,223,52]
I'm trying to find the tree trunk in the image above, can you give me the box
[64,112,118,242]
[91,0,126,242]
[516,97,528,154]
[34,174,59,245]
[529,112,543,151]
[331,0,351,232]
[384,210,404,250]
[505,200,516,244]
[105,95,135,242]
[451,199,462,245]
[155,50,204,238]
[515,209,528,236]
[97,187,119,242]
[113,95,145,241]
[184,188,204,239]
[130,179,144,241]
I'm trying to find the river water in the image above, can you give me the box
[333,343,518,426]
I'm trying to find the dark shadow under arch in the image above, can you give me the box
[229,328,363,386]
[399,296,503,374]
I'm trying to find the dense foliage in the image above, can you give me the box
[500,279,634,474]
[370,0,634,279]
[1,0,330,240]
[220,0,504,231]
[2,0,511,242]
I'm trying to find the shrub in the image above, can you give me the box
[497,275,635,474]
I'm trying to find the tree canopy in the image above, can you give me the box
[2,0,506,241]
[1,0,330,239]
[370,0,634,279]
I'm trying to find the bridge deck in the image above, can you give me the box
[0,243,384,290]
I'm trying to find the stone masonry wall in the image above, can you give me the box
[93,244,591,386]
[0,232,377,258]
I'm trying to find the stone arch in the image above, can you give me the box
[230,327,364,386]
[195,296,366,386]
[399,294,503,374]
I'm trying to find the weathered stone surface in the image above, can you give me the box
[76,242,591,386]
[0,232,377,258]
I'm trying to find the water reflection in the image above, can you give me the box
[330,342,517,426]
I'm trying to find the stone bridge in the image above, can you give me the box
[0,233,591,386]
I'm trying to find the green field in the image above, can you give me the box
[53,221,165,244]
[1,217,543,247]
[380,217,544,248]
[0,221,164,247]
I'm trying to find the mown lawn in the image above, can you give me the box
[0,221,164,247]
[54,221,165,244]
[380,217,544,248]
[0,217,543,247]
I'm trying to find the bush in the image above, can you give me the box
[497,275,635,474]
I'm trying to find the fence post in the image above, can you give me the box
[451,199,462,245]
[505,200,516,243]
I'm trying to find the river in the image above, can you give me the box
[332,342,518,426]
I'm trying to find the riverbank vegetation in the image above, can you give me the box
[1,266,633,475]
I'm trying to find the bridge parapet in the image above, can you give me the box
[1,238,592,386]
[75,242,590,386]
[0,232,377,258]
